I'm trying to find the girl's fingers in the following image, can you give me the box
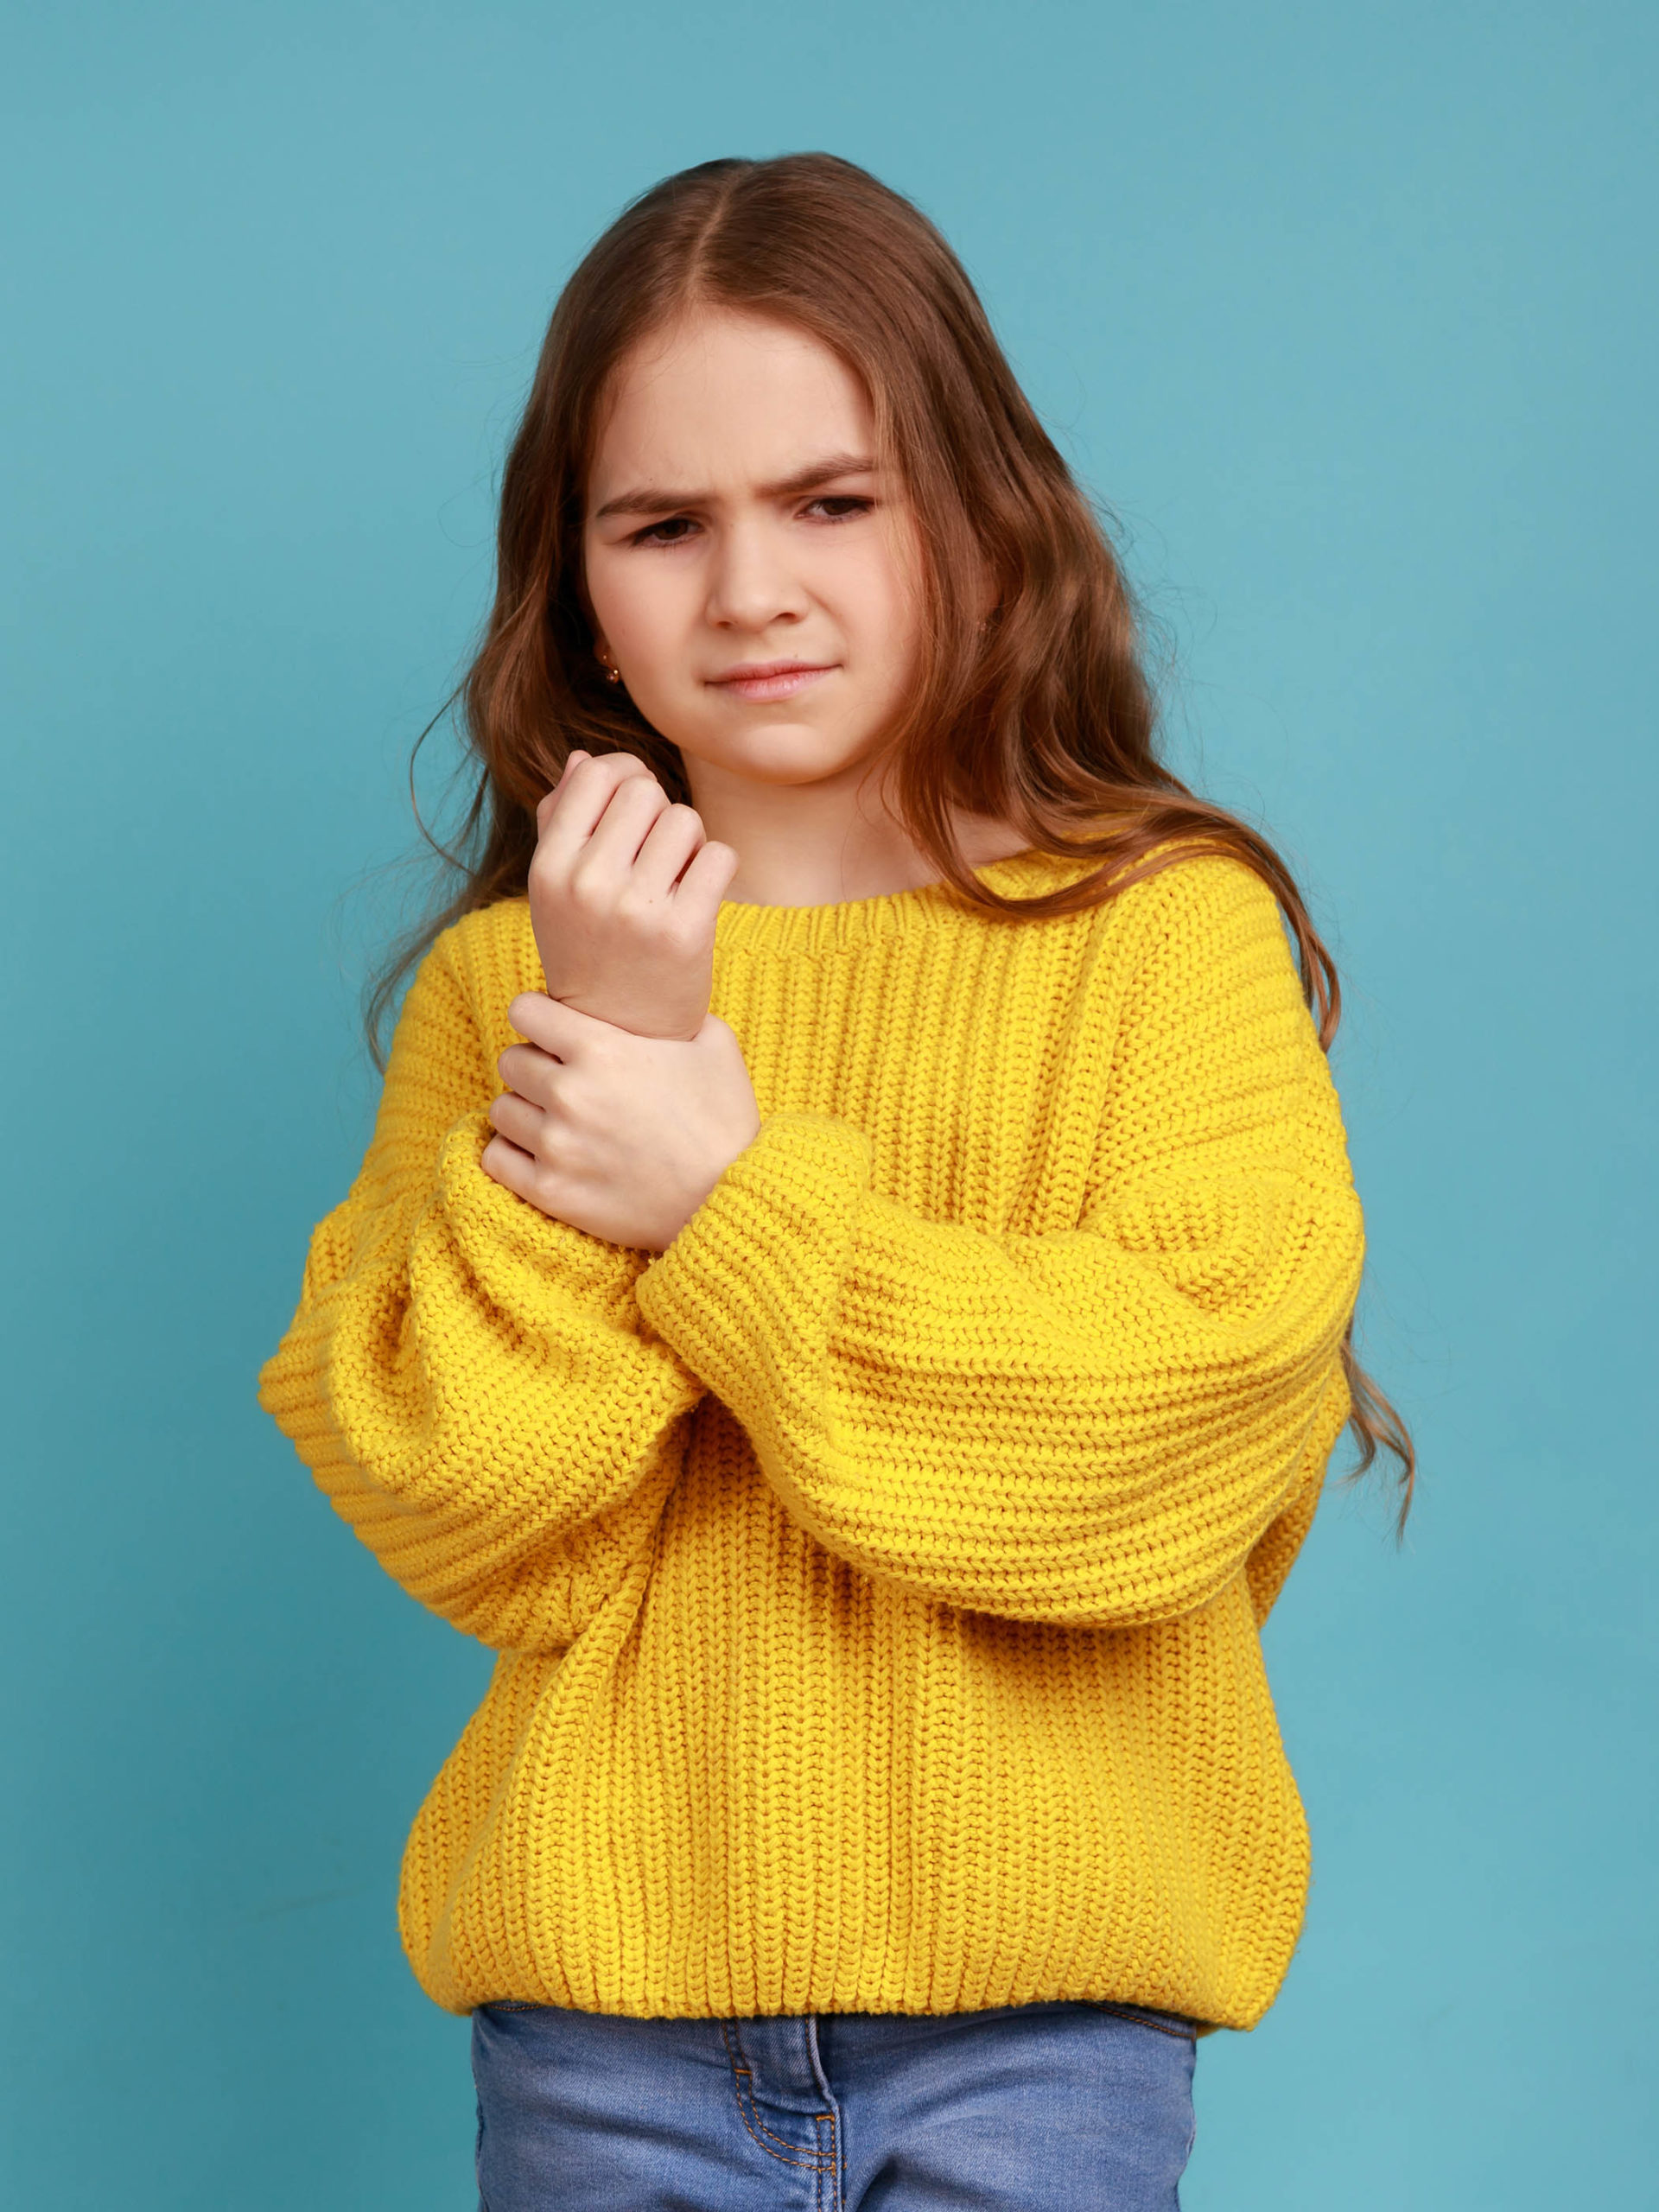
[576,766,673,880]
[508,990,613,1058]
[497,1040,563,1103]
[480,1130,537,1193]
[538,749,657,852]
[481,1131,567,1223]
[534,749,591,825]
[628,800,709,900]
[486,1089,547,1154]
[671,836,741,916]
[482,1131,569,1224]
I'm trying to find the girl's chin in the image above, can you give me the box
[673,719,880,784]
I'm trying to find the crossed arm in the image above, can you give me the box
[261,849,1361,1646]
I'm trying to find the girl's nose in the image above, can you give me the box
[703,518,809,632]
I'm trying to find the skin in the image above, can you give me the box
[481,307,1027,1251]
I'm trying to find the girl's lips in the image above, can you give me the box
[709,662,836,703]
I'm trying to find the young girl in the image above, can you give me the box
[260,153,1409,2210]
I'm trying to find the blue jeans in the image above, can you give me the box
[472,1998,1198,2209]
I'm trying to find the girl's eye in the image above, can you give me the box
[632,516,699,547]
[626,496,871,545]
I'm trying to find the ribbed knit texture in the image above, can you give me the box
[258,848,1363,2030]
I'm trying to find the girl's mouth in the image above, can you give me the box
[708,660,836,702]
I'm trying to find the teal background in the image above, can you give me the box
[3,3,1654,2203]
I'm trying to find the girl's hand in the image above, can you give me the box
[528,750,741,1043]
[481,991,762,1252]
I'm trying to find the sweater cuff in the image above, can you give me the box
[635,1112,872,1408]
[439,1109,654,1320]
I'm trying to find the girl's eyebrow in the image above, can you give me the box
[593,450,878,521]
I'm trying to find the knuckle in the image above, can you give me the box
[600,751,649,786]
[567,862,610,911]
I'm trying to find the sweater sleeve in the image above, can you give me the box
[634,859,1363,1630]
[257,918,705,1653]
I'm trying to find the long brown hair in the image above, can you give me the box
[372,151,1413,1528]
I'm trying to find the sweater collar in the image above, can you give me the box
[710,847,1091,959]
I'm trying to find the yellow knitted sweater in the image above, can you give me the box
[258,847,1363,2031]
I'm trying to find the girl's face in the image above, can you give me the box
[582,308,925,793]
